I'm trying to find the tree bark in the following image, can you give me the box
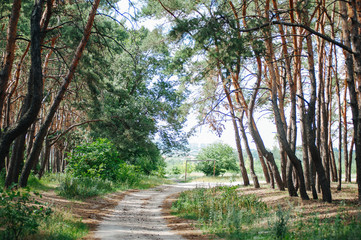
[246,73,283,190]
[262,1,308,199]
[0,0,22,123]
[349,136,355,182]
[3,0,44,187]
[304,30,332,202]
[0,0,22,173]
[239,111,260,188]
[38,137,50,179]
[20,0,101,187]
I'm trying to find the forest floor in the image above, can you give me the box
[38,181,360,240]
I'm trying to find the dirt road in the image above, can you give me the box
[94,182,240,240]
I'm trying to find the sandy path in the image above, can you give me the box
[94,182,241,240]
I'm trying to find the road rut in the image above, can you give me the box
[94,182,241,240]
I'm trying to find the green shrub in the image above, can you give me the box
[58,176,114,199]
[117,163,141,186]
[171,166,182,174]
[66,138,122,181]
[270,205,290,239]
[134,154,166,175]
[0,187,52,240]
[0,169,5,187]
[170,162,195,175]
[196,143,239,176]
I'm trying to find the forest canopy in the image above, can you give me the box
[1,0,361,205]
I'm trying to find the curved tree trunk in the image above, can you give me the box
[239,111,260,188]
[304,27,332,202]
[218,62,249,186]
[20,0,101,187]
[0,0,22,173]
[263,0,308,199]
[3,0,44,188]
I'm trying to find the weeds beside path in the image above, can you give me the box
[37,189,130,239]
[166,182,361,240]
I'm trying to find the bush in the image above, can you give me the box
[58,176,115,199]
[0,187,52,240]
[171,166,182,174]
[134,154,166,175]
[270,205,290,239]
[117,163,141,186]
[196,143,239,176]
[66,138,123,181]
[170,162,195,175]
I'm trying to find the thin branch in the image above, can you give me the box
[49,119,102,145]
[239,20,353,54]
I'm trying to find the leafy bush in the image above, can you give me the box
[0,169,5,187]
[170,162,195,175]
[270,205,290,239]
[196,143,239,176]
[171,166,182,174]
[134,154,166,175]
[58,176,115,199]
[0,187,52,240]
[66,138,123,181]
[117,163,141,186]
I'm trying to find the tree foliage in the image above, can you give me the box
[196,143,239,176]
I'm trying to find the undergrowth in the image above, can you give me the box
[172,186,361,240]
[172,185,268,239]
[58,176,115,199]
[0,187,52,240]
[58,174,171,199]
[27,210,88,240]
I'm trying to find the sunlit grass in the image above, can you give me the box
[27,210,88,240]
[171,185,361,240]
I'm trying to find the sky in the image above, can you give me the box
[186,113,278,150]
[115,0,279,150]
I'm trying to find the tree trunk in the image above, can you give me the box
[262,3,308,198]
[349,136,354,182]
[302,13,332,202]
[38,137,50,179]
[19,0,101,187]
[219,64,249,186]
[0,0,22,173]
[5,134,26,187]
[231,115,250,186]
[287,159,297,196]
[239,111,259,188]
[280,149,287,187]
[4,1,44,187]
[0,0,22,123]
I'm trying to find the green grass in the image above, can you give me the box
[58,176,115,200]
[27,210,88,240]
[289,212,361,240]
[188,174,243,183]
[57,174,172,199]
[0,173,89,240]
[171,186,361,240]
[134,175,173,189]
[172,186,269,239]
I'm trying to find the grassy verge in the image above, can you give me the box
[171,185,361,240]
[0,173,88,240]
[57,174,172,200]
[27,210,88,240]
[0,172,170,239]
